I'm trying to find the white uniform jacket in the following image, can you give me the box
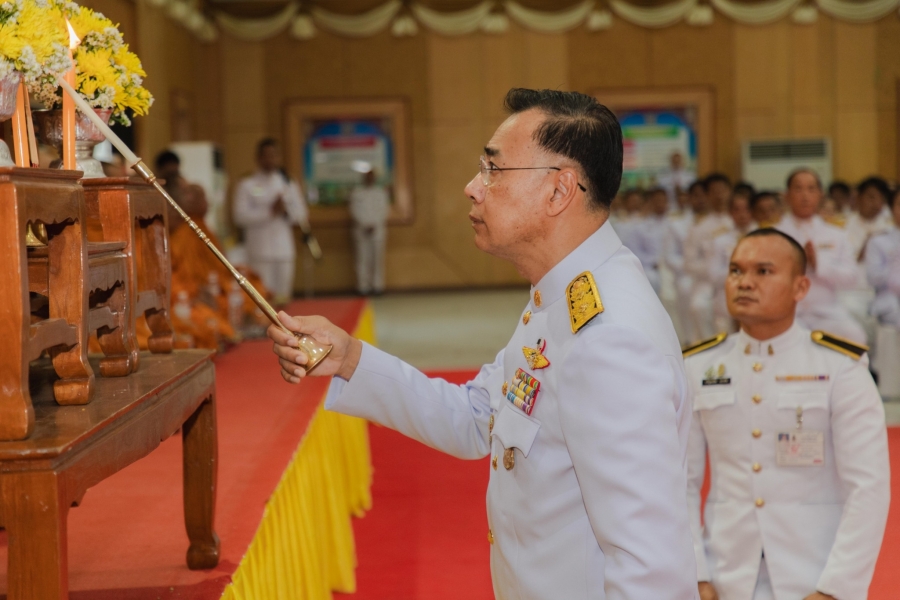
[865,227,900,325]
[776,215,866,343]
[233,170,308,261]
[685,324,891,600]
[326,222,699,600]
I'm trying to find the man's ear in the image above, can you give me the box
[793,274,811,302]
[547,169,580,217]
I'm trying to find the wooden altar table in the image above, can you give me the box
[0,350,219,600]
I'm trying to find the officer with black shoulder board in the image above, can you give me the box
[684,228,891,600]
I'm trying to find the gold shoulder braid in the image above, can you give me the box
[811,331,868,360]
[682,333,728,358]
[567,272,604,333]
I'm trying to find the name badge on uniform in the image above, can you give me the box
[702,364,731,386]
[776,407,824,467]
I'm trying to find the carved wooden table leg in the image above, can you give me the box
[96,276,136,377]
[0,194,35,440]
[3,470,69,600]
[182,394,219,569]
[47,219,94,405]
[141,217,174,353]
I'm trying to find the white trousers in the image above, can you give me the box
[252,258,295,303]
[353,224,386,294]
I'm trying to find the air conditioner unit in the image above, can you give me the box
[740,138,832,191]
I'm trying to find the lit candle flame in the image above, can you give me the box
[66,19,81,50]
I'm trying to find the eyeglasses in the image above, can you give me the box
[478,156,587,191]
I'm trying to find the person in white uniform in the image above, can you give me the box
[847,177,893,263]
[657,151,696,212]
[707,192,756,333]
[664,182,699,343]
[269,88,699,600]
[685,228,890,600]
[776,169,867,344]
[866,187,900,327]
[632,187,669,294]
[233,138,309,303]
[685,177,732,343]
[348,169,391,295]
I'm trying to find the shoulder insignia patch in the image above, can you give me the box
[811,330,868,360]
[682,333,728,358]
[567,271,603,333]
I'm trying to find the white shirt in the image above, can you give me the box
[685,324,890,600]
[326,222,699,600]
[776,215,859,319]
[348,184,390,228]
[685,213,732,290]
[865,227,900,321]
[663,211,694,295]
[233,170,308,261]
[631,214,668,292]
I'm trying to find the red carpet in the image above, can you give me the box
[0,298,366,599]
[338,370,493,600]
[343,369,900,600]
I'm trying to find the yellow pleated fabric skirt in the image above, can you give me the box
[221,305,376,599]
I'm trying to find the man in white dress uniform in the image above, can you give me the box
[233,138,309,303]
[685,228,890,600]
[776,169,867,344]
[269,89,699,600]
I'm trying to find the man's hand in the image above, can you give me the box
[803,593,836,600]
[698,581,719,600]
[268,311,362,383]
[804,240,818,272]
[272,196,288,218]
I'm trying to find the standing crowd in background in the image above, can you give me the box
[611,166,900,383]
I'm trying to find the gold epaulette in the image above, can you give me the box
[823,215,847,228]
[811,330,868,360]
[567,271,604,333]
[682,333,728,358]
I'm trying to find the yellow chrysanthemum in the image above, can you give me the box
[0,24,24,63]
[69,6,113,41]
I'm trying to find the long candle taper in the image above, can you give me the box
[62,51,76,169]
[56,74,332,372]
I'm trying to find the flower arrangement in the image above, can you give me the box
[63,4,153,125]
[0,0,72,91]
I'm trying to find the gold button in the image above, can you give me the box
[534,290,542,307]
[752,429,762,438]
[752,394,762,404]
[503,448,515,470]
[755,498,765,508]
[489,414,494,432]
[753,362,763,372]
[752,463,762,472]
[488,529,494,544]
[492,456,498,470]
[523,311,531,325]
[502,382,508,395]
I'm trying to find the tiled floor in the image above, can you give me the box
[370,289,900,425]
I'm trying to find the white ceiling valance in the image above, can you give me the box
[157,0,900,43]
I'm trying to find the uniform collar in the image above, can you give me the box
[529,221,621,312]
[736,321,805,357]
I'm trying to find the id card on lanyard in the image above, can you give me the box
[776,406,825,467]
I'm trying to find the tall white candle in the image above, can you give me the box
[56,75,140,166]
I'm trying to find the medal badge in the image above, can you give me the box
[522,338,550,370]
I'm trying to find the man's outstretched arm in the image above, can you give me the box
[269,312,496,460]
